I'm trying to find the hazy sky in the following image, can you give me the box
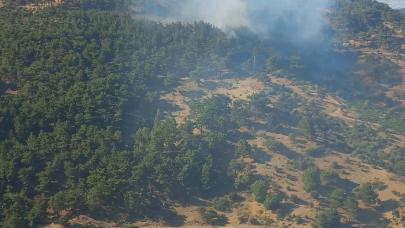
[378,0,405,8]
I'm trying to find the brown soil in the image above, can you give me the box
[58,71,405,227]
[210,78,264,101]
[69,215,117,228]
[269,75,358,126]
[161,77,264,124]
[43,224,64,228]
[5,89,18,95]
[20,0,63,11]
[161,90,191,124]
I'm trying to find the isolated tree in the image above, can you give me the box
[199,208,228,226]
[201,155,214,190]
[250,180,269,203]
[234,168,253,190]
[263,192,284,211]
[298,117,314,138]
[344,197,359,221]
[236,140,252,157]
[302,167,320,192]
[329,188,346,209]
[321,170,340,186]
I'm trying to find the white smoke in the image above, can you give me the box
[140,0,333,40]
[179,0,250,29]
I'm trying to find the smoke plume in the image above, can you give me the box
[138,0,333,41]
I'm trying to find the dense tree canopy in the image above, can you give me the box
[0,5,254,226]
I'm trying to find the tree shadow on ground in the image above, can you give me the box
[377,199,399,214]
[356,206,389,227]
[251,146,272,164]
[160,209,187,227]
[159,100,182,114]
[276,143,302,160]
[277,202,297,218]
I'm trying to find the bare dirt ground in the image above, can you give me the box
[43,224,64,228]
[161,90,191,124]
[65,74,405,227]
[5,89,17,95]
[210,78,264,101]
[160,77,264,124]
[69,215,117,228]
[315,152,405,228]
[19,0,63,11]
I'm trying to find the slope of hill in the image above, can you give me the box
[0,0,404,227]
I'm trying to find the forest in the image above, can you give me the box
[0,0,405,227]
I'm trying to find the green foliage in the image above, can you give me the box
[191,95,231,133]
[233,168,253,190]
[298,117,314,137]
[250,180,269,203]
[199,208,228,226]
[329,188,346,209]
[0,6,248,226]
[265,137,283,151]
[213,196,233,212]
[343,197,359,220]
[302,167,320,193]
[291,157,313,171]
[320,170,340,186]
[315,208,341,228]
[235,140,252,157]
[228,160,253,190]
[355,183,379,205]
[263,192,284,211]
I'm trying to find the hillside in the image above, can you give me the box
[0,0,405,228]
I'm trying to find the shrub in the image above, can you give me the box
[250,180,269,203]
[213,197,232,212]
[199,208,228,226]
[263,192,284,211]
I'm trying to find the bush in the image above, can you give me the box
[265,137,283,151]
[228,192,244,202]
[306,146,327,157]
[302,167,320,192]
[250,180,269,203]
[290,195,301,204]
[316,209,340,228]
[199,208,228,226]
[234,168,253,190]
[355,183,379,205]
[213,197,232,212]
[263,192,284,211]
[235,140,252,157]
